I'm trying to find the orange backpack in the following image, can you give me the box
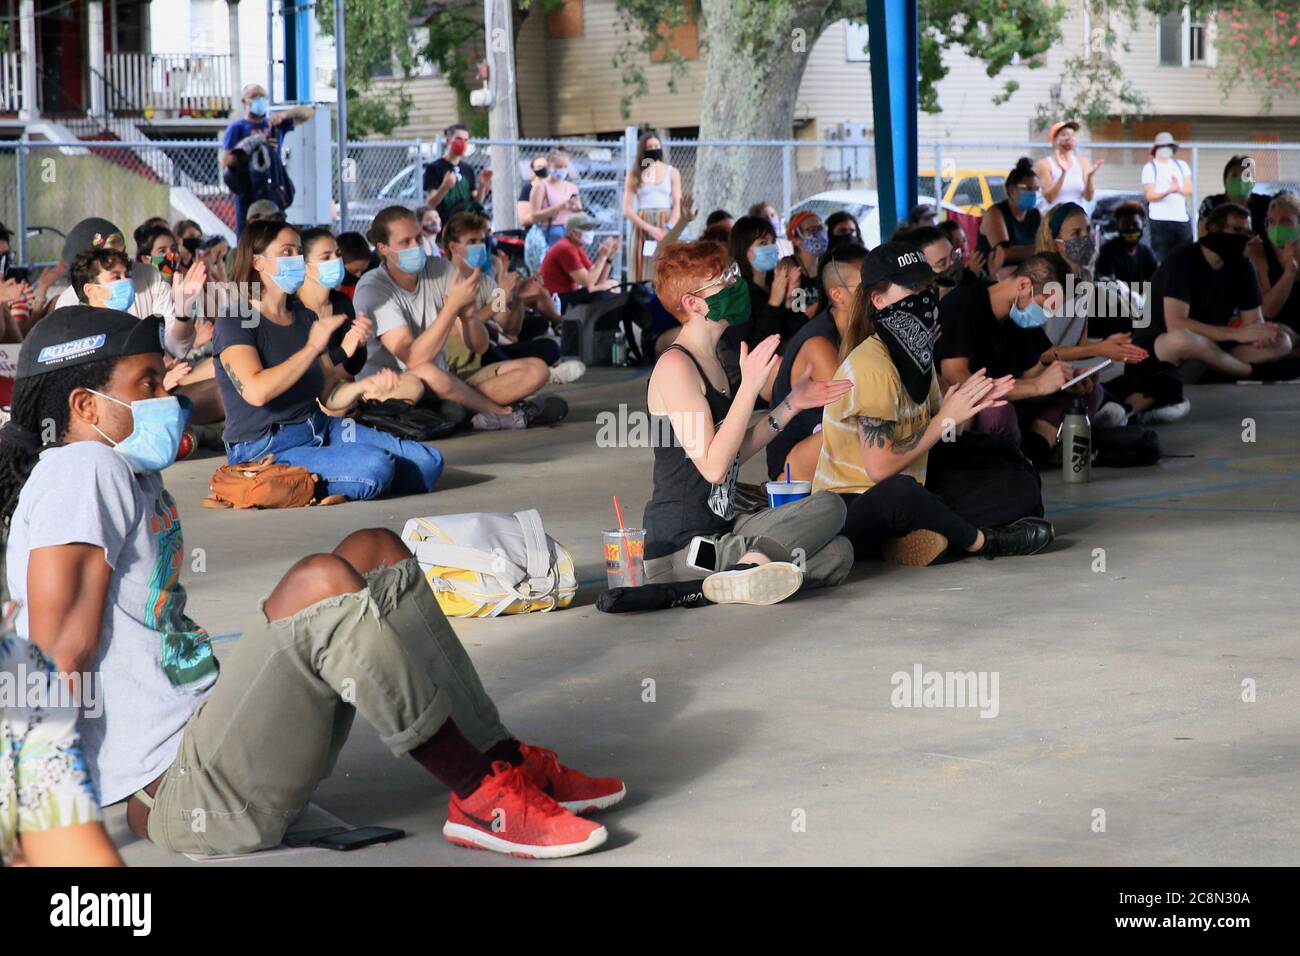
[201,456,332,509]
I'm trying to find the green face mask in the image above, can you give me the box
[1226,177,1254,202]
[1268,224,1300,247]
[703,279,752,326]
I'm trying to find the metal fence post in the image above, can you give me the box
[622,125,636,282]
[781,144,792,222]
[1191,144,1200,237]
[933,141,942,212]
[15,139,27,264]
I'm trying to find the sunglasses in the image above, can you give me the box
[689,261,741,296]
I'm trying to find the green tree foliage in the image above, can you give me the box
[317,0,422,137]
[318,0,565,138]
[612,0,1066,121]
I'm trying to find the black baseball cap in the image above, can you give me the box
[860,242,939,288]
[16,305,164,381]
[61,217,127,265]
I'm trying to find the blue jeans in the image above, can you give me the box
[226,411,444,501]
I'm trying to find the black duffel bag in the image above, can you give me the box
[354,399,460,442]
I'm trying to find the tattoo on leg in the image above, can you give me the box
[223,359,245,397]
[857,416,896,449]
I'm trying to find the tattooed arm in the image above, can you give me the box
[858,414,943,483]
[219,342,321,408]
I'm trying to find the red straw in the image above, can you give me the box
[611,494,627,532]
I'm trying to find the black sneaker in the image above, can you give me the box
[597,581,711,613]
[520,395,569,428]
[977,517,1055,559]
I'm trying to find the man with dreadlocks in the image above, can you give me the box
[0,306,625,861]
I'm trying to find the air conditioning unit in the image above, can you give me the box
[827,122,873,184]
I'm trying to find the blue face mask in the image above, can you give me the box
[465,243,490,270]
[751,243,780,273]
[250,96,269,117]
[102,277,135,311]
[1016,190,1039,211]
[316,258,345,289]
[88,390,192,474]
[397,245,427,274]
[1009,287,1050,328]
[801,228,829,257]
[267,255,306,294]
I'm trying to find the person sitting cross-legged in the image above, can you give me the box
[215,221,444,501]
[355,206,565,432]
[0,306,624,860]
[599,240,856,614]
[1140,202,1294,382]
[937,252,1089,468]
[814,243,1054,566]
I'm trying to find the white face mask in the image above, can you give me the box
[579,230,594,246]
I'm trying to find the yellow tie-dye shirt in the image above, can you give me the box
[813,335,942,495]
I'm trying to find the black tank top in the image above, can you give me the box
[1261,240,1300,330]
[977,200,1042,259]
[643,345,741,559]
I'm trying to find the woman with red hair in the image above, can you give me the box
[599,240,855,614]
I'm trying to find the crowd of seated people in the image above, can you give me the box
[6,133,1300,869]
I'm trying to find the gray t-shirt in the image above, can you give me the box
[353,257,492,378]
[5,441,218,805]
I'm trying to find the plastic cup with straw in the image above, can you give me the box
[613,496,644,587]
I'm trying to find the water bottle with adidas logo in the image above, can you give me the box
[1061,397,1091,484]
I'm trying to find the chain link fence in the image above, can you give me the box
[0,141,231,269]
[5,134,1299,277]
[338,136,630,276]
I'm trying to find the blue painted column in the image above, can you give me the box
[867,0,919,240]
[282,0,314,102]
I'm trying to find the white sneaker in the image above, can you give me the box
[701,562,803,606]
[548,358,586,385]
[1136,398,1191,425]
[1093,401,1129,429]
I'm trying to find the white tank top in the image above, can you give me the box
[1046,154,1087,207]
[634,164,673,211]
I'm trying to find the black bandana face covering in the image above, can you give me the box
[875,288,939,405]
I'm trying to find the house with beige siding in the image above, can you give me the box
[374,0,1300,209]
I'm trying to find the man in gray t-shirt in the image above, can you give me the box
[353,205,561,430]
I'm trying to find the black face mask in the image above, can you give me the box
[182,235,202,254]
[534,167,549,179]
[874,288,939,405]
[644,148,664,163]
[1202,232,1250,261]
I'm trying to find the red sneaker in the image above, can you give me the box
[443,761,607,859]
[518,742,627,814]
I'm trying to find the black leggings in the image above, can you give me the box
[837,433,1044,560]
[838,475,980,560]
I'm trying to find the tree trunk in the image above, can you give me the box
[690,0,833,223]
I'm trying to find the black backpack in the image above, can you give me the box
[354,400,460,442]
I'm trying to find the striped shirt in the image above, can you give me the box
[813,334,942,495]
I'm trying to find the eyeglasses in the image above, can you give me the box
[689,261,741,296]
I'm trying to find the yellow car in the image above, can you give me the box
[916,169,1007,216]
